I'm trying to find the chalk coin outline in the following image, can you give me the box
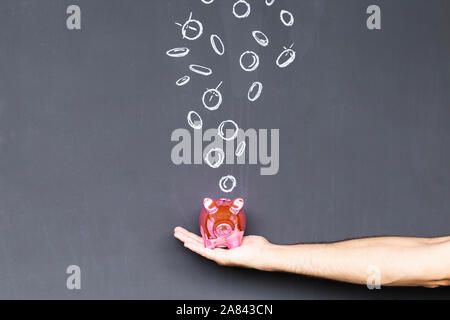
[265,0,275,6]
[218,120,239,141]
[204,148,225,169]
[248,81,263,102]
[189,64,213,76]
[187,111,203,129]
[233,0,251,19]
[175,12,203,41]
[219,175,237,193]
[166,47,190,58]
[201,0,215,4]
[239,51,260,72]
[252,31,269,47]
[210,34,225,56]
[276,44,296,68]
[202,81,223,111]
[280,10,294,27]
[176,75,191,86]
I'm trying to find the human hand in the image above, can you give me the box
[174,226,277,271]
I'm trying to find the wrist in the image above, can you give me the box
[260,244,294,272]
[263,244,309,274]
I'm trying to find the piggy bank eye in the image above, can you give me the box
[230,198,244,214]
[203,198,218,214]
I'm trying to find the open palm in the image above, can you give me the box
[174,227,273,271]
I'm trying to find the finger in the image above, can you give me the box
[174,226,201,240]
[183,241,217,261]
[184,240,230,265]
[174,231,203,246]
[174,230,204,247]
[174,229,191,243]
[174,226,201,242]
[174,227,203,244]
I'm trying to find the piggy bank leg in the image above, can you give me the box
[200,226,216,249]
[225,230,244,249]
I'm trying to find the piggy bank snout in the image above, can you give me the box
[214,222,233,237]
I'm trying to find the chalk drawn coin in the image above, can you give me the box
[233,0,251,19]
[248,81,263,101]
[265,0,275,6]
[175,12,203,41]
[276,44,296,68]
[218,120,239,141]
[210,34,225,56]
[204,148,225,168]
[202,0,215,4]
[176,75,191,86]
[202,81,223,111]
[166,47,190,58]
[252,31,269,47]
[239,51,259,72]
[280,10,294,27]
[235,141,246,157]
[187,111,203,129]
[219,175,237,193]
[189,64,213,76]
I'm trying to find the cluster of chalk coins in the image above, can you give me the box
[166,1,296,193]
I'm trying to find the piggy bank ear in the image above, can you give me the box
[203,198,218,214]
[230,198,244,214]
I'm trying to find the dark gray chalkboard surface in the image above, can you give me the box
[0,0,449,299]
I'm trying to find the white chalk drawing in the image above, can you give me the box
[239,51,260,72]
[252,31,269,47]
[187,111,203,129]
[175,12,203,40]
[176,75,191,86]
[280,10,294,27]
[248,81,263,102]
[210,34,225,56]
[218,120,239,141]
[189,64,213,76]
[168,5,296,194]
[233,0,251,19]
[204,148,225,168]
[166,47,190,58]
[235,141,246,157]
[276,44,296,68]
[202,81,223,111]
[219,175,237,193]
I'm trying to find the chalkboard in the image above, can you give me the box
[0,0,449,299]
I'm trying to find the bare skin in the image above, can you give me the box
[174,227,450,288]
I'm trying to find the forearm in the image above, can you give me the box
[263,237,450,287]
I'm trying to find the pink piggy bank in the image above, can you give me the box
[199,198,246,249]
